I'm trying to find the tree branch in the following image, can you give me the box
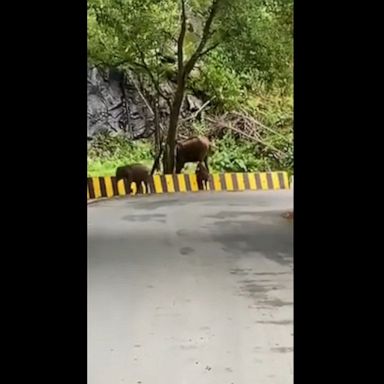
[126,73,167,134]
[177,0,187,73]
[132,42,172,110]
[181,97,214,122]
[183,0,221,77]
[197,41,220,59]
[163,30,179,45]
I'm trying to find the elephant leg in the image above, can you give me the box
[176,161,184,174]
[122,176,132,195]
[126,177,134,194]
[204,156,209,173]
[137,182,143,194]
[197,178,203,191]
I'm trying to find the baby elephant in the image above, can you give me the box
[196,162,210,191]
[115,163,150,194]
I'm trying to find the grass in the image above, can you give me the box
[87,158,199,177]
[87,135,154,177]
[88,158,154,177]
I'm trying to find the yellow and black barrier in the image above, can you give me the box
[87,171,290,200]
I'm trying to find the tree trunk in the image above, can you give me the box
[162,0,220,174]
[154,97,161,165]
[163,79,186,174]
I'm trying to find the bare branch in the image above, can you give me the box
[205,116,286,159]
[237,109,291,143]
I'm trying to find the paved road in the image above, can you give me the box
[88,191,293,384]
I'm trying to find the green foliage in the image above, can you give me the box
[88,134,153,176]
[191,50,244,110]
[210,133,292,173]
[88,0,293,92]
[87,0,293,174]
[87,132,293,176]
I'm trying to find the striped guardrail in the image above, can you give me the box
[87,171,290,200]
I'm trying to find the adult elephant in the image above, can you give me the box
[175,136,212,173]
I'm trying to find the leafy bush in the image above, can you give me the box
[210,133,281,173]
[88,133,153,176]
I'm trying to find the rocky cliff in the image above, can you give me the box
[87,65,203,140]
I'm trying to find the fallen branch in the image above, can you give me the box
[237,109,291,143]
[206,116,286,159]
[182,98,214,122]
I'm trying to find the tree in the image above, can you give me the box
[163,0,223,173]
[89,0,178,168]
[88,0,293,173]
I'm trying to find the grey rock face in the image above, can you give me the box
[87,65,204,140]
[87,66,153,139]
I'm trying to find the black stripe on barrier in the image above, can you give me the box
[255,173,262,189]
[99,177,107,197]
[111,177,119,196]
[184,174,192,191]
[219,174,226,190]
[87,178,95,199]
[278,172,286,189]
[231,173,239,190]
[266,173,273,189]
[243,173,250,190]
[172,174,180,192]
[160,175,168,193]
[148,176,156,194]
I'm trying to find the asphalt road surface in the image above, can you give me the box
[88,191,293,384]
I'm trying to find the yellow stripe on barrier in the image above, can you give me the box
[236,173,246,191]
[259,173,268,190]
[178,174,187,192]
[165,174,175,193]
[212,174,222,191]
[117,180,126,196]
[153,175,163,193]
[224,173,234,191]
[92,177,102,198]
[104,177,114,197]
[271,172,280,190]
[247,173,257,190]
[285,173,290,189]
[188,174,199,192]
